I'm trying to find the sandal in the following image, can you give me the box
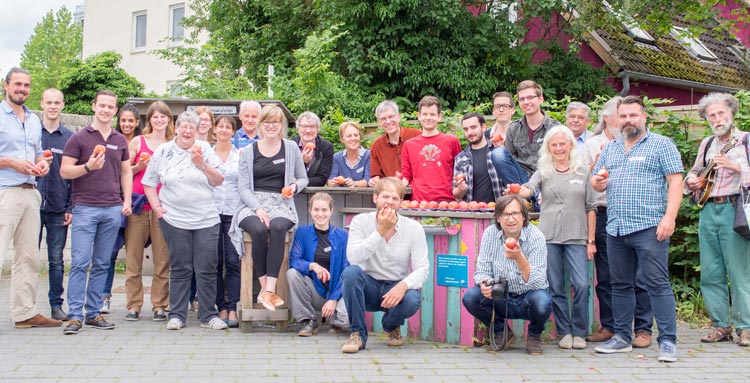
[700,326,733,343]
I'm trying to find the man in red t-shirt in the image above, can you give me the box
[401,96,461,202]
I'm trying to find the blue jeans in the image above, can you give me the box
[594,208,653,333]
[608,227,676,344]
[216,214,240,311]
[103,228,125,298]
[546,243,589,337]
[490,147,529,186]
[462,287,551,337]
[67,205,122,321]
[341,265,421,347]
[39,211,68,308]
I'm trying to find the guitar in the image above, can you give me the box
[696,135,738,209]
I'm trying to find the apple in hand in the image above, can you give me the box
[281,186,293,197]
[597,168,609,179]
[490,134,504,144]
[508,183,521,194]
[304,142,315,151]
[140,152,151,161]
[505,237,518,249]
[94,145,106,155]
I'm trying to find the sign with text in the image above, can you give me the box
[436,254,469,288]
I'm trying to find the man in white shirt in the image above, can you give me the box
[340,177,429,353]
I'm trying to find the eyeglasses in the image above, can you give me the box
[518,95,539,103]
[177,124,197,131]
[298,124,318,131]
[500,212,522,220]
[493,104,513,111]
[263,121,281,127]
[377,114,399,122]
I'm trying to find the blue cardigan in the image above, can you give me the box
[289,225,349,300]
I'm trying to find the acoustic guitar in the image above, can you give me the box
[696,135,738,209]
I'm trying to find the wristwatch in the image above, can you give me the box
[83,164,91,173]
[587,239,595,245]
[199,163,207,171]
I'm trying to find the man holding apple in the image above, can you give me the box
[453,112,504,203]
[340,177,429,353]
[0,67,61,329]
[61,90,133,335]
[293,111,334,187]
[462,195,551,355]
[38,88,74,321]
[591,95,683,362]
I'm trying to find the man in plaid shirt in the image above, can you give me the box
[591,96,683,362]
[453,112,503,203]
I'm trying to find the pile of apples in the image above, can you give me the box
[400,200,496,211]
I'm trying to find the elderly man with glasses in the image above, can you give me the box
[293,111,334,187]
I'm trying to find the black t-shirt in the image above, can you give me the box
[253,142,286,192]
[314,227,332,289]
[471,145,494,203]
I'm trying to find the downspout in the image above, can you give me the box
[620,72,630,97]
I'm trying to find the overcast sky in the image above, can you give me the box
[0,0,83,74]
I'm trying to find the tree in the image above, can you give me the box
[58,51,145,115]
[19,6,82,109]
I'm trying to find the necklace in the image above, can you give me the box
[555,167,570,173]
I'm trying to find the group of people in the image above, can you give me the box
[1,67,748,363]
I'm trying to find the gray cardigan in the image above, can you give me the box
[229,139,309,257]
[524,167,595,245]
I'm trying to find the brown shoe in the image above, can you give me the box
[268,292,284,308]
[700,326,733,343]
[526,335,544,355]
[738,330,749,347]
[386,328,404,347]
[632,331,652,348]
[257,291,276,311]
[341,332,365,353]
[15,314,63,328]
[585,328,614,342]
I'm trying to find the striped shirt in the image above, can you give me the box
[593,131,684,236]
[684,129,750,198]
[473,223,548,294]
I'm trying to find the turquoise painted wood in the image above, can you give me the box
[420,234,436,341]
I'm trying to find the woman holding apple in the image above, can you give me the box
[142,110,226,330]
[327,121,370,187]
[287,192,350,336]
[508,125,596,351]
[212,115,242,327]
[234,105,308,311]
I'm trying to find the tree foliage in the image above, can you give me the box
[19,6,82,109]
[58,51,145,115]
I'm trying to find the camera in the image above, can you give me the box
[484,276,508,299]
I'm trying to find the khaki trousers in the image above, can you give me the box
[125,210,169,312]
[0,187,41,321]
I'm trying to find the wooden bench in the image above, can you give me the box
[237,230,294,333]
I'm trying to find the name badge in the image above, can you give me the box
[536,138,544,142]
[272,159,286,165]
[324,246,331,253]
[51,148,63,154]
[355,167,364,174]
[106,144,118,150]
[628,156,646,162]
[569,179,583,185]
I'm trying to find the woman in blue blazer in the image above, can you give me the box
[287,192,350,336]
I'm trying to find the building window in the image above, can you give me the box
[133,11,147,51]
[728,44,750,69]
[166,80,183,97]
[602,1,656,45]
[170,4,185,41]
[671,26,718,61]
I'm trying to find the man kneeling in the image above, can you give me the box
[340,177,429,353]
[462,195,551,355]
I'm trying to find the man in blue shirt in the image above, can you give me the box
[591,96,683,362]
[0,67,61,329]
[37,88,74,321]
[232,100,261,149]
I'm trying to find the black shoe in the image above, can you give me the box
[84,315,115,330]
[490,325,515,352]
[298,319,319,337]
[51,306,69,321]
[153,309,167,322]
[125,311,139,321]
[63,320,82,335]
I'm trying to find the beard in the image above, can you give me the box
[7,92,28,106]
[620,123,644,140]
[711,117,733,137]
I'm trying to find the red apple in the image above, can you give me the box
[335,176,345,185]
[487,202,496,210]
[458,201,469,210]
[478,202,488,209]
[598,168,609,179]
[281,186,293,197]
[438,201,449,209]
[94,145,106,155]
[448,201,459,210]
[505,237,518,249]
[304,142,315,151]
[401,200,411,209]
[454,174,465,183]
[419,200,429,209]
[490,133,504,143]
[43,149,53,159]
[428,201,439,209]
[508,183,521,194]
[468,201,479,210]
[409,200,419,209]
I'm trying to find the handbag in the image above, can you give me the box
[733,134,750,240]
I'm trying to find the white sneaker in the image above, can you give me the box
[558,334,573,349]
[201,317,228,330]
[572,336,587,349]
[100,297,111,314]
[166,318,184,330]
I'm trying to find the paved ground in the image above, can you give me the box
[1,274,748,383]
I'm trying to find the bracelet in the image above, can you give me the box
[587,239,595,245]
[83,164,91,173]
[199,163,207,171]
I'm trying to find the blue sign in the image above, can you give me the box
[436,254,469,288]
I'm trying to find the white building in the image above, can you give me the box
[81,0,206,95]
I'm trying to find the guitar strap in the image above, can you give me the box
[702,135,715,167]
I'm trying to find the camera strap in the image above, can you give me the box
[488,296,510,351]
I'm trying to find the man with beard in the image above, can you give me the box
[340,177,428,353]
[591,96,683,362]
[582,97,654,347]
[453,112,503,203]
[684,93,750,348]
[0,67,60,329]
